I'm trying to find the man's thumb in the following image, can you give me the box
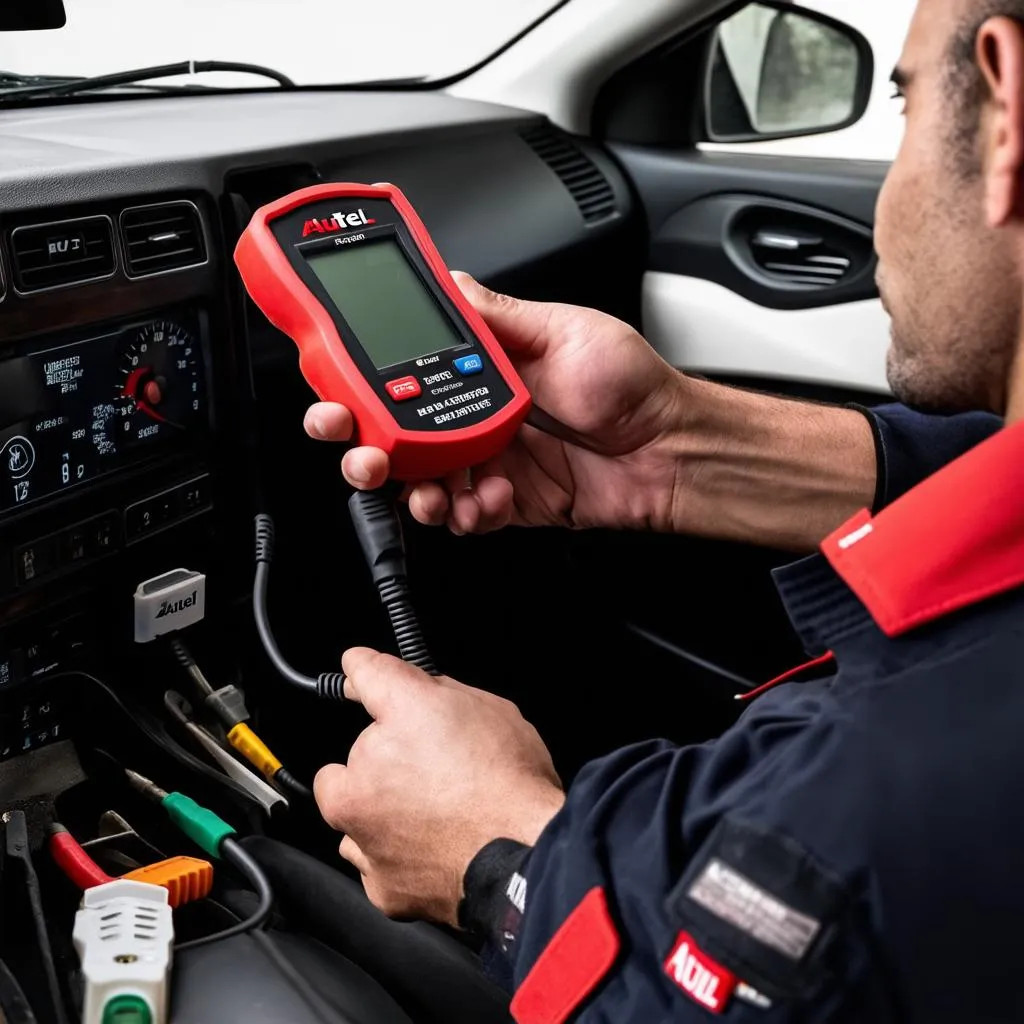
[450,271,547,356]
[341,647,431,720]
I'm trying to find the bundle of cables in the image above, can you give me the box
[48,772,272,953]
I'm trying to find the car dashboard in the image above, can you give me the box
[0,88,633,747]
[0,87,636,1022]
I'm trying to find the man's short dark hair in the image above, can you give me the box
[949,3,1024,172]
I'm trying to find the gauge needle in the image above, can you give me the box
[124,367,183,429]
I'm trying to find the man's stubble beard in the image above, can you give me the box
[885,286,1020,414]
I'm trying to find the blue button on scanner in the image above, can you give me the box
[453,353,484,376]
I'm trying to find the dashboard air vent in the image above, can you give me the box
[120,201,207,278]
[10,216,115,293]
[520,125,617,225]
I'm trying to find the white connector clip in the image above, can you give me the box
[134,568,206,642]
[73,879,174,1024]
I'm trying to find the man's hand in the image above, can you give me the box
[314,648,566,927]
[304,273,688,533]
[305,275,878,549]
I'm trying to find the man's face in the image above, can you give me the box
[875,0,1021,413]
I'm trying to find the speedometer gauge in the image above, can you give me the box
[112,321,203,446]
[0,311,207,520]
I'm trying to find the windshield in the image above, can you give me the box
[1,0,561,88]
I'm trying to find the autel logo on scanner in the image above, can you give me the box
[302,209,376,237]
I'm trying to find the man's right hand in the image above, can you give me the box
[304,273,689,533]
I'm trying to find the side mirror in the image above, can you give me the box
[704,1,873,143]
[0,0,66,31]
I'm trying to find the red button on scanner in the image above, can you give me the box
[385,376,422,402]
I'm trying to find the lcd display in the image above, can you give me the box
[0,316,205,519]
[307,238,465,371]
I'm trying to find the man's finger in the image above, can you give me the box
[341,447,390,490]
[408,482,451,525]
[449,489,482,534]
[339,834,371,876]
[446,473,514,535]
[341,646,430,720]
[304,403,354,442]
[472,475,515,532]
[313,762,350,831]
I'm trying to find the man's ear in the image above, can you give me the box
[977,16,1024,226]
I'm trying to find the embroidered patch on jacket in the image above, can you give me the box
[667,817,849,1000]
[664,930,737,1014]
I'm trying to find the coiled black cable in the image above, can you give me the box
[253,515,346,700]
[377,577,437,673]
[254,489,438,697]
[348,490,439,677]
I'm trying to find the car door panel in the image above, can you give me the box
[610,145,891,398]
[559,138,893,713]
[610,148,888,233]
[643,274,890,391]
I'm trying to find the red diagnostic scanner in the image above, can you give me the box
[234,183,531,480]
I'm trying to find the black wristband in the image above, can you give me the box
[458,838,532,955]
[846,403,887,514]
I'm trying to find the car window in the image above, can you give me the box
[0,0,561,88]
[702,0,915,161]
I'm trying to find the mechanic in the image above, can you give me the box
[308,0,1024,1019]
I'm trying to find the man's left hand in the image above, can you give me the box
[314,648,566,927]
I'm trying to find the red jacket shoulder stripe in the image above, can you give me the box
[511,887,620,1024]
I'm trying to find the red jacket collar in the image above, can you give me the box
[821,418,1023,638]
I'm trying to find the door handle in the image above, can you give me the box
[748,227,854,287]
[751,229,820,251]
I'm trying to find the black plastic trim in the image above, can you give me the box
[651,193,876,310]
[610,147,888,235]
[593,0,748,146]
[520,125,620,225]
[611,147,885,310]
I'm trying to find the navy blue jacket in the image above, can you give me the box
[461,405,1017,1023]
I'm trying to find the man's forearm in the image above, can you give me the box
[666,376,877,552]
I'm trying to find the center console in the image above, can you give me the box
[0,197,230,764]
[0,177,512,1024]
[2,308,210,576]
